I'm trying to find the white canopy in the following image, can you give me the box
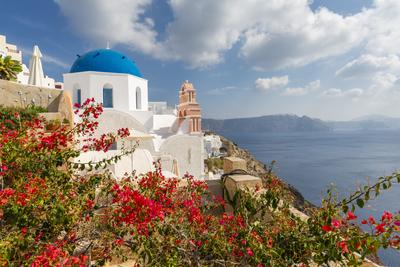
[28,45,45,87]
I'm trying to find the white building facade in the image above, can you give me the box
[64,48,204,179]
[0,35,57,88]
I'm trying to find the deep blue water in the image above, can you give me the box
[220,130,400,266]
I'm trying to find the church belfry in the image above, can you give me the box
[177,80,202,134]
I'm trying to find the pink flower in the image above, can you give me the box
[381,211,393,222]
[346,211,357,221]
[375,223,386,234]
[331,219,341,229]
[394,221,400,227]
[368,216,376,225]
[337,241,349,254]
[246,247,254,257]
[21,227,28,235]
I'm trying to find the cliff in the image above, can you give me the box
[215,133,382,265]
[215,133,316,214]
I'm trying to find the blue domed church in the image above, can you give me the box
[64,48,204,180]
[64,49,148,112]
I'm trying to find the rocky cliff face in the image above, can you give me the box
[217,133,316,214]
[217,133,382,265]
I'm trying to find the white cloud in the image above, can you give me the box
[240,7,365,70]
[54,0,368,69]
[55,0,159,54]
[336,54,400,78]
[20,46,69,69]
[41,54,70,69]
[255,76,289,92]
[371,73,398,90]
[283,80,320,96]
[53,0,400,91]
[362,0,400,56]
[322,88,364,99]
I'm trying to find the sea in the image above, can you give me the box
[219,129,400,266]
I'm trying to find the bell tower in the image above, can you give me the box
[177,80,202,134]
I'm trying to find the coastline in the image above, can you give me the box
[215,133,383,265]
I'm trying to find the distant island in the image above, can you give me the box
[203,114,400,133]
[203,114,330,133]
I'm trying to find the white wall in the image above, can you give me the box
[152,114,177,131]
[158,134,204,179]
[74,148,155,178]
[91,109,147,135]
[64,71,148,112]
[128,76,148,111]
[16,64,29,85]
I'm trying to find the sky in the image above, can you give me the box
[2,0,400,121]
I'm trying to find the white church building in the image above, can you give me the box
[64,48,204,179]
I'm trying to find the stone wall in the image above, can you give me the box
[0,79,73,126]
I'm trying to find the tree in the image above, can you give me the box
[0,55,22,81]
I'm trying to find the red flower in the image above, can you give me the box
[114,238,124,246]
[361,219,368,225]
[368,216,376,225]
[346,211,357,221]
[394,221,400,227]
[381,211,393,222]
[322,225,332,232]
[331,219,341,229]
[246,247,254,257]
[375,223,386,234]
[21,227,27,235]
[337,241,349,254]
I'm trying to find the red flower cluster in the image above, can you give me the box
[110,182,165,235]
[30,244,88,267]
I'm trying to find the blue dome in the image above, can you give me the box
[70,49,142,77]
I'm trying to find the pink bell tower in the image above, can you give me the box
[177,80,202,134]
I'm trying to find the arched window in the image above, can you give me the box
[136,87,142,110]
[77,89,82,106]
[73,84,81,106]
[103,83,113,108]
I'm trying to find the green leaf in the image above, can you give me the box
[356,198,364,208]
[342,205,348,213]
[375,184,380,197]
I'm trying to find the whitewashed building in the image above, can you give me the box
[204,134,223,158]
[0,34,57,88]
[64,48,204,179]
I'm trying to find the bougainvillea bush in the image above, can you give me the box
[0,99,399,266]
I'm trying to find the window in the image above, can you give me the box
[103,85,113,108]
[136,87,142,110]
[76,89,81,106]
